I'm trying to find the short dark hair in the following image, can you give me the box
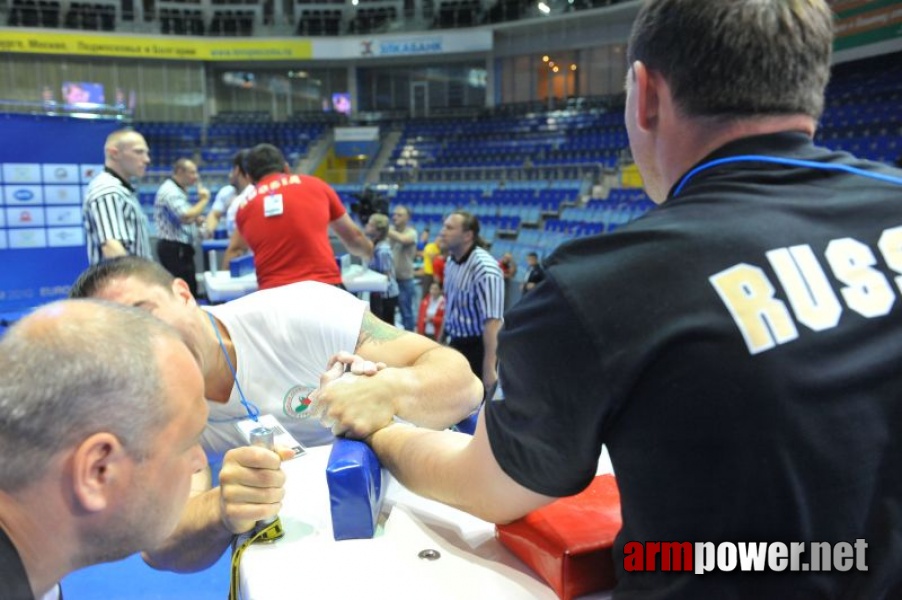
[70,256,175,299]
[233,149,250,176]
[627,0,833,121]
[245,143,286,183]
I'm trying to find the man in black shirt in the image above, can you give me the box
[351,1,902,598]
[520,251,545,295]
[0,300,208,599]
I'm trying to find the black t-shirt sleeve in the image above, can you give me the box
[485,271,611,497]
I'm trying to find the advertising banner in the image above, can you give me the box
[0,114,118,315]
[0,30,312,61]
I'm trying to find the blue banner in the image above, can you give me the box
[0,113,119,316]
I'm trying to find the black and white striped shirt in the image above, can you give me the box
[154,178,197,245]
[83,168,152,265]
[443,245,505,338]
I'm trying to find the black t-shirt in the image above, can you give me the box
[0,526,35,599]
[486,132,902,598]
[523,263,545,290]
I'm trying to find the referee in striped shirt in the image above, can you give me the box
[83,129,153,265]
[439,211,504,397]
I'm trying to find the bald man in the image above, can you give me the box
[0,299,208,599]
[83,128,153,264]
[154,158,211,297]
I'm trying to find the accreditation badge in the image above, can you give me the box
[263,193,284,217]
[235,413,306,459]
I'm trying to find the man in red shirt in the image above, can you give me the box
[223,144,372,289]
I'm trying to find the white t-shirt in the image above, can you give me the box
[224,183,254,237]
[211,184,237,216]
[202,281,367,461]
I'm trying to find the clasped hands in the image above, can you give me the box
[306,350,392,439]
[217,351,389,535]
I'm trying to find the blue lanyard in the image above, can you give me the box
[672,154,902,197]
[207,311,260,423]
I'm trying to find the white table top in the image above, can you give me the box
[239,445,614,600]
[203,266,388,303]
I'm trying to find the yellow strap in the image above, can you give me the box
[229,518,285,600]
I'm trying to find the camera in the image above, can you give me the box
[350,188,389,224]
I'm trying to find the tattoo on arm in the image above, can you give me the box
[356,311,405,350]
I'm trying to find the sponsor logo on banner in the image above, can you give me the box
[4,185,43,205]
[6,207,45,227]
[45,207,81,225]
[378,37,442,56]
[47,227,85,247]
[42,164,79,183]
[2,163,42,183]
[357,37,443,57]
[8,228,47,249]
[80,164,104,182]
[44,185,82,205]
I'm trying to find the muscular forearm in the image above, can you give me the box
[221,245,246,268]
[367,419,553,523]
[142,487,234,573]
[343,231,374,260]
[384,345,482,428]
[368,423,485,513]
[204,211,222,233]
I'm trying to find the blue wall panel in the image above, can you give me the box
[0,114,120,314]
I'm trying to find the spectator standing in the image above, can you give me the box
[416,281,445,341]
[499,251,518,310]
[364,213,400,325]
[0,299,207,600]
[389,205,418,330]
[223,143,372,290]
[358,1,902,598]
[419,233,442,294]
[432,244,447,286]
[82,129,152,265]
[154,158,210,297]
[520,251,545,294]
[439,211,504,395]
[416,227,430,264]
